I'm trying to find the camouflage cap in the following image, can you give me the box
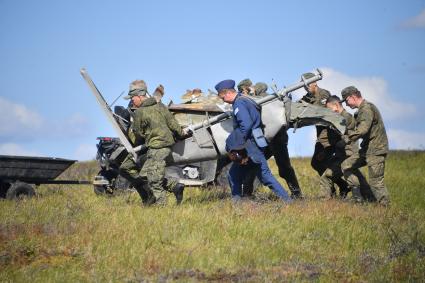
[301,72,315,80]
[341,86,360,101]
[254,82,268,95]
[124,80,148,99]
[237,78,253,92]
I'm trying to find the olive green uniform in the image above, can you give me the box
[301,87,332,175]
[341,100,390,204]
[121,97,183,204]
[319,110,363,198]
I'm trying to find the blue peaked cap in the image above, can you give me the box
[215,79,235,93]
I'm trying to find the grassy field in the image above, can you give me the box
[0,151,424,282]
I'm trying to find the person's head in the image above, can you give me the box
[341,86,363,109]
[153,84,164,102]
[124,80,148,107]
[215,79,238,104]
[326,95,343,113]
[237,79,253,95]
[254,82,268,96]
[301,72,318,94]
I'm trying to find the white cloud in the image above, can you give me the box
[74,143,97,161]
[0,97,44,141]
[0,143,42,156]
[401,9,425,29]
[0,96,91,142]
[388,129,425,150]
[292,67,417,121]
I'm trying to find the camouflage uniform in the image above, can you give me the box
[341,99,390,204]
[237,79,253,95]
[301,87,332,177]
[319,110,358,198]
[132,97,184,204]
[253,82,268,96]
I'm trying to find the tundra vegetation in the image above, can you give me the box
[0,151,424,282]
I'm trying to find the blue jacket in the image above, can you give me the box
[226,94,264,163]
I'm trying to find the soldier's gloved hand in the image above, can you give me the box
[228,150,249,165]
[181,127,193,138]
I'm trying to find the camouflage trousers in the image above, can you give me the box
[119,147,177,204]
[320,156,369,199]
[341,153,389,204]
[140,147,177,205]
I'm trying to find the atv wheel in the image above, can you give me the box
[6,182,35,200]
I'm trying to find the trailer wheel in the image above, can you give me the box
[0,181,11,198]
[6,182,35,200]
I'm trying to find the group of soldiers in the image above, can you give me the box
[118,72,390,207]
[232,73,390,206]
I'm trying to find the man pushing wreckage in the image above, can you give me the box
[81,68,390,207]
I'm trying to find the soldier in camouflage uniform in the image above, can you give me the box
[119,80,186,205]
[340,86,390,205]
[237,79,254,95]
[239,80,303,199]
[253,82,268,96]
[320,96,370,199]
[119,80,153,203]
[300,72,332,177]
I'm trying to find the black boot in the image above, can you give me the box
[288,183,303,200]
[350,186,364,203]
[173,183,185,205]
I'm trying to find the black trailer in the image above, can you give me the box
[0,155,91,199]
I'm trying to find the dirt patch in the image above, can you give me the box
[153,262,321,282]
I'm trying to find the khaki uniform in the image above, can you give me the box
[320,110,360,198]
[341,100,390,204]
[121,97,183,204]
[301,87,332,175]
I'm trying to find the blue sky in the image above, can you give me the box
[1,0,424,160]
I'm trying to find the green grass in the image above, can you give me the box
[1,151,424,282]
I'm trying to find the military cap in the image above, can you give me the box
[237,78,253,92]
[215,79,235,93]
[225,129,247,151]
[341,86,360,101]
[124,80,148,99]
[254,82,268,95]
[301,72,315,80]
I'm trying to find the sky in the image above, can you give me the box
[0,0,424,160]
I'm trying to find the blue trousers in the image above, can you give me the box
[227,156,292,202]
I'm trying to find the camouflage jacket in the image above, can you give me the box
[301,87,331,147]
[348,100,389,156]
[340,109,358,157]
[133,97,183,149]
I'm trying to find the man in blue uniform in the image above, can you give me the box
[215,79,292,203]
